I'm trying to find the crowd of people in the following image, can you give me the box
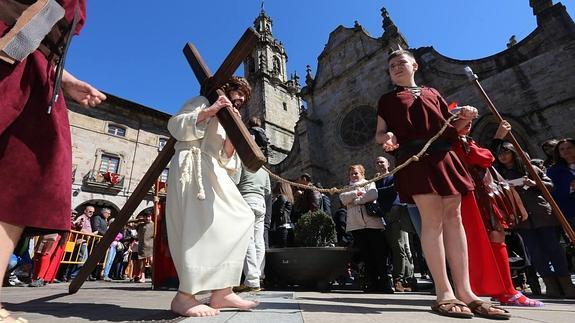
[4,207,156,289]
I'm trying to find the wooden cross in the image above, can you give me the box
[69,27,263,294]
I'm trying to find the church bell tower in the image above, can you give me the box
[242,4,301,165]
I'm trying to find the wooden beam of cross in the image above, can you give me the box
[69,27,261,294]
[183,30,266,170]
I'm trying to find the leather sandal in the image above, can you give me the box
[467,300,511,320]
[0,308,28,323]
[431,299,474,318]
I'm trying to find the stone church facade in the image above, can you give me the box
[273,0,575,192]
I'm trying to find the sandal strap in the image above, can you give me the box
[506,291,523,302]
[437,298,466,306]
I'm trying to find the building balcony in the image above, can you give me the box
[82,170,125,194]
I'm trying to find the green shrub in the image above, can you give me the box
[294,210,337,247]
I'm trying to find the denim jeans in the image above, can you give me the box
[242,193,266,287]
[67,242,88,279]
[102,243,117,278]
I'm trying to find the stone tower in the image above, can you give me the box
[243,5,301,165]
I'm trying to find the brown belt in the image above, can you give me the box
[396,138,453,160]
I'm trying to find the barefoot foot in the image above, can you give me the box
[210,288,259,310]
[170,291,219,317]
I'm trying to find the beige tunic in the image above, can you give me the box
[165,96,253,294]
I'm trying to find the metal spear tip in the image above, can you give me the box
[464,66,478,80]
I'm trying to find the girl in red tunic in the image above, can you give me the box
[454,117,543,307]
[376,49,509,319]
[0,1,106,318]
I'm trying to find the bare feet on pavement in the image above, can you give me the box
[210,287,259,310]
[170,291,219,317]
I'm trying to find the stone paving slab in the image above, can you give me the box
[3,281,575,322]
[179,291,303,323]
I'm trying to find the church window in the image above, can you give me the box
[339,106,377,147]
[107,124,126,137]
[283,102,287,111]
[99,154,120,174]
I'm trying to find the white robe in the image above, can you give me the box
[165,96,254,294]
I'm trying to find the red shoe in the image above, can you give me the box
[495,292,544,307]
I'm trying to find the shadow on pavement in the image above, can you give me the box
[4,293,178,322]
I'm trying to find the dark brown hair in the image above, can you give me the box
[553,138,575,165]
[273,182,294,203]
[222,76,252,106]
[387,49,415,63]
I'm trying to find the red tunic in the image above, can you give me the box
[0,0,86,233]
[377,86,474,203]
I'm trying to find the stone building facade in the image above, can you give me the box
[273,0,575,192]
[68,95,170,218]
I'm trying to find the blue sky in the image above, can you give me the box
[65,0,575,115]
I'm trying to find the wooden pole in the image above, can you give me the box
[464,66,575,245]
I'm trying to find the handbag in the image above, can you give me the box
[364,201,385,218]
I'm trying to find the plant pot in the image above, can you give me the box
[264,246,353,291]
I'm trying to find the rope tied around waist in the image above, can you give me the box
[180,146,206,200]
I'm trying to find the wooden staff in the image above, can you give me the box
[465,66,575,245]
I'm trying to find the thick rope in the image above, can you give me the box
[263,113,460,195]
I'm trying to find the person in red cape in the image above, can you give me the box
[453,112,543,307]
[0,1,106,320]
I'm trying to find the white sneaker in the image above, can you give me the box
[8,273,26,287]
